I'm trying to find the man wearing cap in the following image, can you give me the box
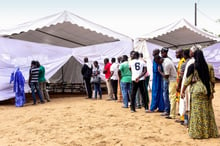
[155,48,177,117]
[161,47,171,59]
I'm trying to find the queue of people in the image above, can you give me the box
[81,45,219,139]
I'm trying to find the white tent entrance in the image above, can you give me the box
[0,37,132,101]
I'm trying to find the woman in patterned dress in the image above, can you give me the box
[181,49,219,139]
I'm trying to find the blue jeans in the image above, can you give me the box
[163,79,170,113]
[94,83,102,98]
[30,82,44,104]
[120,82,131,107]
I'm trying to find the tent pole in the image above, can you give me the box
[195,2,197,26]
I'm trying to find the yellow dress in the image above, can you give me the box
[184,65,219,139]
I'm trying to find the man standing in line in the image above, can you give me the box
[178,49,190,124]
[118,55,132,108]
[28,60,45,105]
[150,49,164,112]
[154,54,177,118]
[37,61,50,102]
[175,49,185,121]
[129,52,148,113]
[81,57,93,99]
[110,57,119,100]
[103,58,113,100]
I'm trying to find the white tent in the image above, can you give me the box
[0,11,131,48]
[137,18,219,49]
[135,18,220,83]
[0,11,133,101]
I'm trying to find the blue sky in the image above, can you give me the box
[0,0,220,38]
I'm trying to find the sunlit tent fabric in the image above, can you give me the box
[0,11,133,101]
[0,37,132,101]
[0,11,131,48]
[137,18,219,49]
[203,42,220,79]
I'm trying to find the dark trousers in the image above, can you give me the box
[131,80,147,111]
[111,79,118,100]
[84,78,92,98]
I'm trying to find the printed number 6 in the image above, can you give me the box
[135,63,140,70]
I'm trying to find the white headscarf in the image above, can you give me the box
[190,44,202,52]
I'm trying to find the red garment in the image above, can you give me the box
[104,62,112,79]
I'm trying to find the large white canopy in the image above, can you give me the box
[0,11,131,48]
[137,19,219,49]
[0,11,133,101]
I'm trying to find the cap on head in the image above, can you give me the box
[161,47,169,53]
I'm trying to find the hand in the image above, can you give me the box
[158,66,161,72]
[181,92,185,99]
[176,87,180,92]
[135,77,139,83]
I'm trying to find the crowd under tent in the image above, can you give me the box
[0,11,133,101]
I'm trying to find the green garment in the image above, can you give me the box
[119,61,131,83]
[39,65,46,82]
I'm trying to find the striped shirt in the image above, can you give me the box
[30,67,40,83]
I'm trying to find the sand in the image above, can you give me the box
[0,84,220,146]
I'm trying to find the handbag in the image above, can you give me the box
[91,76,100,83]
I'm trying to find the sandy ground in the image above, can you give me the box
[0,84,220,146]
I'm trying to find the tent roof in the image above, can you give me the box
[0,11,131,48]
[137,19,220,48]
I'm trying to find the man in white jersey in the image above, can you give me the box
[129,52,148,113]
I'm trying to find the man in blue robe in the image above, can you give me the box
[150,49,164,112]
[10,68,26,107]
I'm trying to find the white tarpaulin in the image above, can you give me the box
[0,37,132,101]
[203,42,220,79]
[135,40,220,82]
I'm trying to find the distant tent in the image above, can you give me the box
[135,18,220,83]
[136,18,219,49]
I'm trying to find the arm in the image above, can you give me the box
[103,65,107,74]
[118,70,122,80]
[176,77,182,92]
[158,66,169,79]
[28,69,31,87]
[135,67,147,82]
[180,64,194,98]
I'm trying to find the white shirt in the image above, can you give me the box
[129,59,147,81]
[110,62,119,80]
[162,58,177,81]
